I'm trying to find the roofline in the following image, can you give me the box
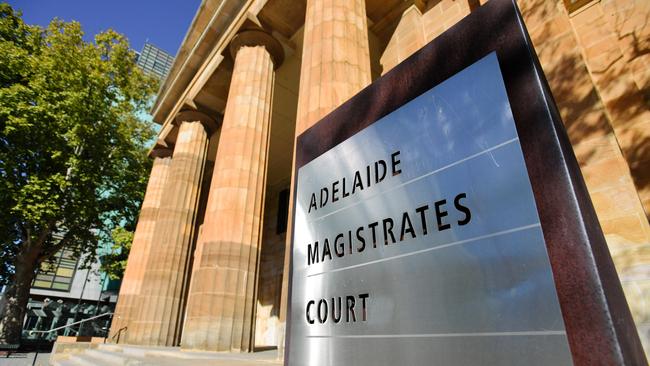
[150,0,245,124]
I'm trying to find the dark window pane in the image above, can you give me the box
[276,188,290,234]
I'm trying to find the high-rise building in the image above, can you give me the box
[135,42,174,80]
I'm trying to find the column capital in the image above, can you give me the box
[229,29,284,69]
[174,109,219,134]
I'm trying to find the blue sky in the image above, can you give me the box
[7,0,201,56]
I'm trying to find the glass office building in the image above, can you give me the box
[19,248,120,342]
[135,43,174,80]
[32,248,78,292]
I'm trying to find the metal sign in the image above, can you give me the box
[285,0,646,365]
[290,53,572,365]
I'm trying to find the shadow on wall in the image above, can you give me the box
[520,0,650,210]
[592,0,650,207]
[255,186,287,348]
[518,0,650,356]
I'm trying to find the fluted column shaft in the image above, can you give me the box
[109,152,172,341]
[181,42,276,352]
[295,0,372,134]
[278,0,373,356]
[129,118,210,346]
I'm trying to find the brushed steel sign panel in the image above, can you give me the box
[288,53,573,365]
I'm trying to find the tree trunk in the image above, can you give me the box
[0,247,40,345]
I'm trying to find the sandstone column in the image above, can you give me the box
[181,30,283,352]
[109,148,172,342]
[129,110,215,346]
[278,0,373,357]
[295,0,372,133]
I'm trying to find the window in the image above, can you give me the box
[33,249,78,291]
[276,188,290,234]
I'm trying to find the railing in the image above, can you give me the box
[110,326,127,344]
[27,312,113,336]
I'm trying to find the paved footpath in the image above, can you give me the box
[0,352,50,366]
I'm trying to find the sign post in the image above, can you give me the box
[284,0,647,364]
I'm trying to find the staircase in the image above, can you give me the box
[52,344,281,366]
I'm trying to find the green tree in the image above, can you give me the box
[100,227,134,280]
[0,5,157,344]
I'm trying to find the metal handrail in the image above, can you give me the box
[110,326,127,344]
[28,312,113,334]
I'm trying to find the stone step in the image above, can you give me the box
[97,344,125,353]
[52,352,94,366]
[52,359,80,366]
[66,352,115,366]
[97,343,168,358]
[54,344,281,365]
[56,349,145,366]
[84,349,134,365]
[96,344,229,361]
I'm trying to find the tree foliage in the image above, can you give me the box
[0,4,156,343]
[100,227,134,280]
